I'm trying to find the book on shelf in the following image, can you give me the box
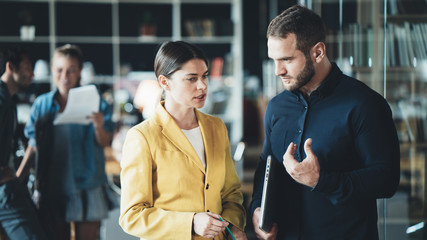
[403,22,416,66]
[412,23,427,61]
[386,22,427,67]
[184,20,196,37]
[386,23,397,66]
[388,0,398,15]
[396,24,411,66]
[347,23,371,67]
[366,27,373,67]
[184,19,215,37]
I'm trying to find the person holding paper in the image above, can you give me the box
[0,46,47,239]
[119,41,247,240]
[250,5,400,240]
[18,44,117,240]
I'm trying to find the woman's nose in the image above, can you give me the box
[197,78,208,89]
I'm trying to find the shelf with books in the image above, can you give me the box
[385,21,427,68]
[0,0,243,145]
[384,3,427,237]
[181,3,233,37]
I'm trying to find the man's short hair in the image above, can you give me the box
[0,46,28,76]
[267,5,327,55]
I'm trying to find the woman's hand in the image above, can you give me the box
[88,112,112,147]
[229,225,248,240]
[88,112,105,130]
[193,212,228,239]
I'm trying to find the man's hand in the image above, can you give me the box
[193,212,228,239]
[283,138,320,188]
[0,166,15,185]
[252,207,278,240]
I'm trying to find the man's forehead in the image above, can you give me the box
[267,36,298,58]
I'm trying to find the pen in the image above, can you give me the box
[219,217,236,240]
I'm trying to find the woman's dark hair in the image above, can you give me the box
[267,5,326,55]
[154,41,208,79]
[0,46,29,76]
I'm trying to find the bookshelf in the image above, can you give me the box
[0,0,243,145]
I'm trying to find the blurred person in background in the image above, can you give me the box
[0,45,46,240]
[18,44,117,240]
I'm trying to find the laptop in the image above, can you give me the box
[259,155,276,232]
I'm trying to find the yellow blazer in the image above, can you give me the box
[119,103,246,240]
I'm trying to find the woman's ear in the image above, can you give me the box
[158,75,169,90]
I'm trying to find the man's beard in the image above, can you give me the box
[15,77,31,91]
[286,57,315,92]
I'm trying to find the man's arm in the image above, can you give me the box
[16,145,36,181]
[313,97,400,205]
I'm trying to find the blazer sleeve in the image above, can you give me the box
[119,127,195,239]
[219,122,246,231]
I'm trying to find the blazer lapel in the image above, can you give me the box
[196,110,214,173]
[154,103,206,173]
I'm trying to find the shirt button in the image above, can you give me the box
[298,129,302,133]
[206,184,209,190]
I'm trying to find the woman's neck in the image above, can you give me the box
[164,101,198,130]
[55,92,68,112]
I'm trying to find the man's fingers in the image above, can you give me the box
[285,142,296,156]
[283,142,299,169]
[304,138,313,158]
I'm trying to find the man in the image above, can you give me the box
[250,5,400,240]
[0,46,46,239]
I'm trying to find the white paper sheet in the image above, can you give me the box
[53,85,100,125]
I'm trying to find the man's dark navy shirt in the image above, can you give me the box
[0,81,16,172]
[250,63,400,240]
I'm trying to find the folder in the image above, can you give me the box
[259,155,276,232]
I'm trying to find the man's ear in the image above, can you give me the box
[5,61,15,73]
[312,42,326,63]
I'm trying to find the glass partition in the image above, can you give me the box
[310,0,427,239]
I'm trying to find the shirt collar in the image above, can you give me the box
[291,62,342,101]
[314,62,342,98]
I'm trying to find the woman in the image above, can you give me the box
[119,41,247,240]
[18,44,116,240]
